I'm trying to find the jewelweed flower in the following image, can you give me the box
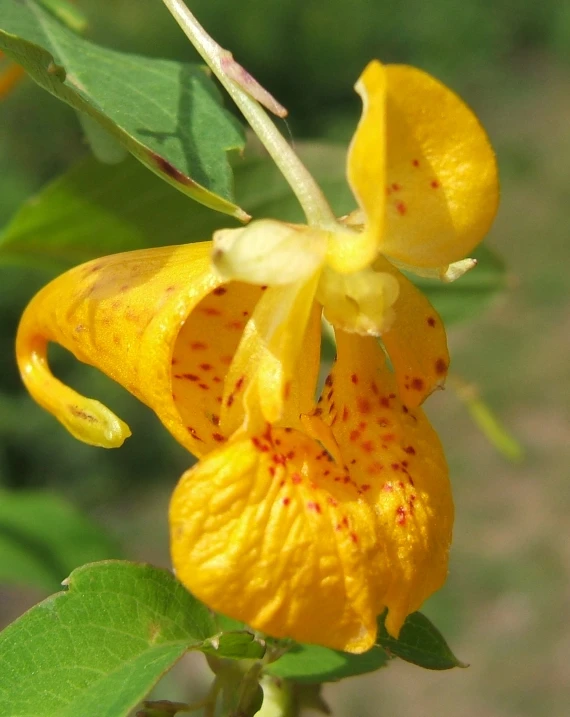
[17,61,498,652]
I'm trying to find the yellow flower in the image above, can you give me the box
[16,61,498,653]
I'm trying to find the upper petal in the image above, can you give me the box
[16,244,263,457]
[170,426,386,653]
[315,329,454,636]
[347,60,499,268]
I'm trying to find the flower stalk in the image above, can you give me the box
[160,0,337,228]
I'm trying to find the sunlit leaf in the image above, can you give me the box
[0,0,246,218]
[265,642,389,683]
[377,611,467,670]
[0,561,217,717]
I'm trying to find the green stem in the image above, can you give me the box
[160,0,337,228]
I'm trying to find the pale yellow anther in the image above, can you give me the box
[317,266,400,336]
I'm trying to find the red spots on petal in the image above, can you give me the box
[380,397,390,408]
[351,374,359,384]
[291,473,302,485]
[402,405,409,413]
[220,355,233,365]
[235,376,245,391]
[198,383,209,390]
[361,440,375,453]
[187,426,203,441]
[358,421,367,431]
[412,159,420,167]
[213,376,222,383]
[325,374,333,387]
[284,381,291,399]
[360,484,371,492]
[307,501,322,514]
[286,450,295,460]
[370,381,379,395]
[382,433,396,442]
[368,462,384,475]
[213,286,227,296]
[171,357,178,365]
[201,307,222,316]
[199,363,212,371]
[430,179,440,189]
[211,414,220,426]
[350,430,361,442]
[411,377,425,391]
[408,476,415,487]
[376,417,390,428]
[391,463,401,471]
[270,467,277,478]
[226,394,234,407]
[191,342,207,350]
[252,436,270,453]
[357,397,371,414]
[350,532,358,543]
[282,497,291,506]
[284,427,293,433]
[327,496,338,507]
[396,506,407,525]
[427,316,437,327]
[391,182,401,191]
[396,201,407,215]
[212,432,225,442]
[342,406,350,422]
[226,320,244,330]
[435,358,448,375]
[260,285,268,291]
[404,445,416,455]
[328,402,336,415]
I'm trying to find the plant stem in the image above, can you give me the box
[160,0,337,228]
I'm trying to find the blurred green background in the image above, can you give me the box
[1,0,569,715]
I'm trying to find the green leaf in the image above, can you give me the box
[377,611,467,670]
[0,561,216,717]
[202,631,266,660]
[0,0,246,218]
[265,642,389,683]
[410,245,507,325]
[36,0,87,33]
[0,144,350,269]
[0,489,119,591]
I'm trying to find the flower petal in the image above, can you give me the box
[221,276,321,435]
[213,220,327,285]
[316,330,453,636]
[382,63,499,267]
[339,60,387,272]
[16,244,263,456]
[375,256,450,407]
[170,426,386,653]
[317,265,399,336]
[347,60,498,269]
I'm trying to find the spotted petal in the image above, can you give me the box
[220,277,322,436]
[348,60,499,269]
[170,426,386,653]
[375,256,450,407]
[16,243,263,456]
[317,330,453,636]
